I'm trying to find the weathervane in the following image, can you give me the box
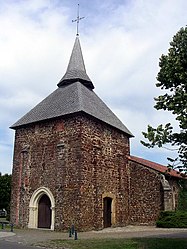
[72,4,85,36]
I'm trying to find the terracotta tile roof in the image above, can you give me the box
[128,155,186,179]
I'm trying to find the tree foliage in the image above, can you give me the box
[141,26,187,172]
[0,173,11,214]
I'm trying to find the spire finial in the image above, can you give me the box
[72,4,85,36]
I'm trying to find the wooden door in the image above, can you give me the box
[103,197,112,228]
[38,194,51,229]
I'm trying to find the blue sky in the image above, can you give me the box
[0,0,186,173]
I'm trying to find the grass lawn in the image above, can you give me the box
[36,238,187,249]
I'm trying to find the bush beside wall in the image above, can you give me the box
[156,211,187,228]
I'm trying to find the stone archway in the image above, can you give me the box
[28,187,55,230]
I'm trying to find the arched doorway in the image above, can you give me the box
[28,187,55,230]
[103,197,112,228]
[38,194,52,228]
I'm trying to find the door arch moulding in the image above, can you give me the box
[28,187,55,230]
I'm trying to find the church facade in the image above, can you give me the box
[10,36,185,231]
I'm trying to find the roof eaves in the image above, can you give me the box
[128,155,186,179]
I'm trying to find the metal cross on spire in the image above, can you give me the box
[72,4,85,36]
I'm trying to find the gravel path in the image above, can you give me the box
[0,226,187,246]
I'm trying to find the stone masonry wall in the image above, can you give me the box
[11,115,83,229]
[129,161,164,225]
[11,113,130,231]
[78,115,130,230]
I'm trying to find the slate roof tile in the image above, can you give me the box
[11,82,133,136]
[58,37,94,89]
[11,36,133,136]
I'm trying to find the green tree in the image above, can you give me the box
[141,26,187,172]
[0,173,11,218]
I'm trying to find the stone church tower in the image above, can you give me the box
[10,36,134,231]
[11,35,185,231]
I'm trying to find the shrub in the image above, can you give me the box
[156,211,187,228]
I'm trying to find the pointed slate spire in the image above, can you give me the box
[58,36,94,90]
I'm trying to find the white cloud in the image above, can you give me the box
[0,0,186,173]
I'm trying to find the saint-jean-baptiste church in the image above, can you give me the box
[10,34,185,231]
